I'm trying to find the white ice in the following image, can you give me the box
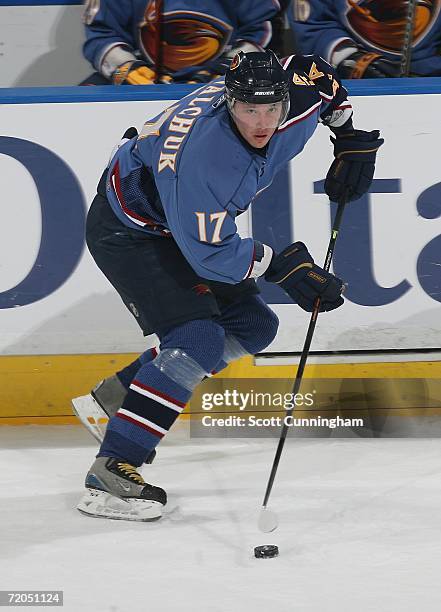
[1,422,441,612]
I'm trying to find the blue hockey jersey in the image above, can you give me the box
[83,0,280,79]
[289,0,441,76]
[105,54,353,284]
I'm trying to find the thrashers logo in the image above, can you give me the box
[230,53,242,71]
[346,0,440,54]
[139,1,232,72]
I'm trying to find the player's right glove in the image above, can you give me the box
[112,61,156,85]
[265,242,344,312]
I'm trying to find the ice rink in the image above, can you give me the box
[1,421,441,612]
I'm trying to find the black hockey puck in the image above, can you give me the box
[254,545,279,559]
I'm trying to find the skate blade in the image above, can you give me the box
[71,394,108,443]
[77,488,163,522]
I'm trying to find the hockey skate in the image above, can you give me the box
[77,457,166,522]
[71,375,126,443]
[72,376,157,463]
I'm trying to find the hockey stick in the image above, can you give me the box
[258,192,349,533]
[154,0,164,83]
[399,0,417,77]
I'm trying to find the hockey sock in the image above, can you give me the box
[211,334,248,373]
[116,346,159,389]
[98,320,225,466]
[115,296,277,398]
[99,365,191,465]
[212,296,279,370]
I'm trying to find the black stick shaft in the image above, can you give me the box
[155,0,164,83]
[261,200,347,509]
[399,0,417,77]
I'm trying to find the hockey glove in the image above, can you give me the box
[113,61,156,85]
[324,129,384,203]
[336,50,400,79]
[265,242,344,312]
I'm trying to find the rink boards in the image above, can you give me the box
[0,2,89,88]
[0,80,440,420]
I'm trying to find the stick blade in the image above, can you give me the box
[258,507,279,533]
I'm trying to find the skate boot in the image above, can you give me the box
[72,375,127,442]
[77,457,166,522]
[72,376,156,462]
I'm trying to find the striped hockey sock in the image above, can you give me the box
[98,319,225,466]
[98,362,190,466]
[116,346,158,389]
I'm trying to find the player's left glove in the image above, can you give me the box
[324,129,384,203]
[265,242,344,312]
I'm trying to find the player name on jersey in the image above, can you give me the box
[140,82,225,174]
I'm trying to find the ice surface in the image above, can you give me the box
[1,422,441,612]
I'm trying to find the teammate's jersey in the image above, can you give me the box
[105,54,353,284]
[83,0,279,78]
[289,0,441,76]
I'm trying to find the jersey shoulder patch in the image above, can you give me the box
[281,54,343,119]
[283,54,334,89]
[280,55,322,123]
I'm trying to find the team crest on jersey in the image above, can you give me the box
[345,0,441,54]
[139,1,233,72]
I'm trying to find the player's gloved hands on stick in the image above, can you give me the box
[265,242,344,312]
[113,61,156,85]
[324,129,384,203]
[336,49,401,79]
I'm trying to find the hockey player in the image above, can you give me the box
[74,50,383,521]
[289,0,441,77]
[81,0,280,85]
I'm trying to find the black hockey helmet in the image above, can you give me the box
[225,50,290,125]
